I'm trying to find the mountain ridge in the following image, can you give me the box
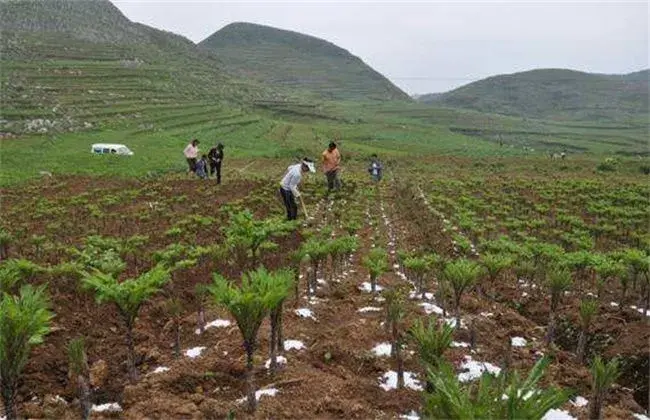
[198,22,410,101]
[417,68,649,121]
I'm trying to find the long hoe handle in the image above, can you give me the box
[299,196,309,219]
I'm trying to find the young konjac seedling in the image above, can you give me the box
[576,298,598,364]
[267,269,293,374]
[209,267,289,412]
[363,248,389,294]
[480,252,513,298]
[68,337,91,420]
[544,268,573,345]
[82,265,170,382]
[384,287,407,388]
[443,258,482,329]
[588,356,620,420]
[0,285,53,420]
[423,357,571,419]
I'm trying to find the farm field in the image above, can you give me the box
[0,160,648,419]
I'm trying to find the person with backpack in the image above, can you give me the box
[183,139,200,174]
[279,158,316,220]
[195,154,208,179]
[321,142,341,192]
[208,143,224,184]
[368,154,383,182]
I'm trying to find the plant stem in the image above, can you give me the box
[245,343,256,413]
[126,323,138,382]
[576,328,587,364]
[1,382,17,420]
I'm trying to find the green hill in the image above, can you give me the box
[198,22,409,101]
[0,0,284,135]
[418,68,649,121]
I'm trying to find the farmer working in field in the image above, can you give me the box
[208,143,224,184]
[322,142,341,192]
[183,139,200,174]
[368,154,383,182]
[279,158,316,221]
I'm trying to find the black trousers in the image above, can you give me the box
[279,188,298,220]
[210,162,222,184]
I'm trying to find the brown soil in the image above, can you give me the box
[0,175,647,419]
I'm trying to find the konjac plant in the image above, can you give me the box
[588,356,621,420]
[68,337,91,420]
[443,258,482,329]
[0,285,53,420]
[384,287,407,388]
[209,267,289,412]
[267,269,293,374]
[363,247,389,294]
[82,264,170,382]
[423,357,571,419]
[545,268,573,345]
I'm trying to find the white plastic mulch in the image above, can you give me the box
[420,302,444,315]
[400,410,420,420]
[295,308,316,320]
[264,356,287,369]
[457,355,501,382]
[571,396,588,407]
[195,319,231,334]
[283,340,305,351]
[91,403,122,413]
[184,346,206,358]
[541,408,576,420]
[372,342,392,357]
[511,336,527,347]
[236,388,279,404]
[378,371,423,391]
[358,306,383,313]
[359,282,384,292]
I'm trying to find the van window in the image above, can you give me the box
[102,148,110,154]
[93,148,102,153]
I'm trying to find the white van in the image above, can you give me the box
[91,143,134,156]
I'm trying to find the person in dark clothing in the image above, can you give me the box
[195,154,208,179]
[368,154,383,182]
[208,143,224,184]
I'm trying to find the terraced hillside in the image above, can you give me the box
[199,22,410,101]
[0,0,283,135]
[418,68,649,122]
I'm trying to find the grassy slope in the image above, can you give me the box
[419,68,649,122]
[0,0,286,135]
[198,22,409,101]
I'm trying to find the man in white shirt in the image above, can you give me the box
[279,158,316,220]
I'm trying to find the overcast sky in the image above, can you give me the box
[110,1,648,94]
